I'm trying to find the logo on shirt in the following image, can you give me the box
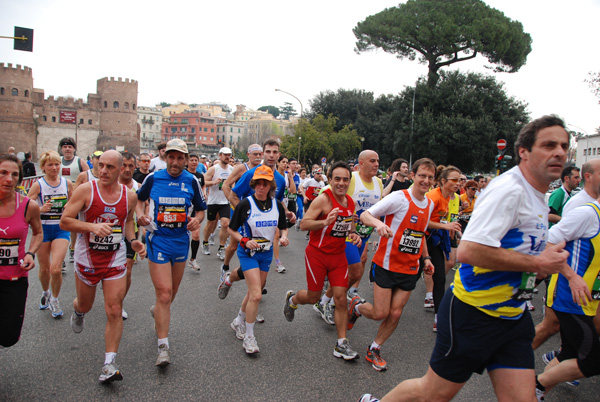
[181,183,188,192]
[256,220,278,227]
[168,182,179,187]
[410,215,418,223]
[104,207,116,213]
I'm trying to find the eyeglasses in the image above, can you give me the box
[460,178,466,181]
[447,178,460,183]
[140,159,151,163]
[468,187,477,191]
[416,174,434,181]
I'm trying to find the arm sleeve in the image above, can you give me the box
[136,173,154,202]
[367,191,408,217]
[548,204,600,243]
[229,198,251,232]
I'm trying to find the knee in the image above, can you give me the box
[247,290,262,305]
[221,220,230,229]
[306,292,321,305]
[50,264,62,276]
[105,302,122,319]
[389,307,404,322]
[332,293,346,307]
[155,289,173,305]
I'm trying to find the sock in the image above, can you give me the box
[536,376,545,391]
[426,292,433,299]
[370,341,380,350]
[158,337,169,350]
[75,310,84,317]
[349,286,359,294]
[337,338,346,346]
[246,322,255,337]
[275,258,281,265]
[190,240,200,259]
[50,296,58,303]
[289,294,297,308]
[43,289,50,296]
[218,245,224,250]
[355,303,362,316]
[203,241,208,245]
[225,277,232,286]
[329,299,336,308]
[320,295,331,307]
[434,314,437,324]
[237,309,246,323]
[222,264,229,272]
[104,352,117,365]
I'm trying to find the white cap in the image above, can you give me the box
[219,147,232,155]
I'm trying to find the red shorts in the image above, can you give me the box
[75,263,126,287]
[304,243,348,292]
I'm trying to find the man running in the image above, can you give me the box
[133,152,152,184]
[149,142,167,172]
[60,150,145,383]
[347,158,436,371]
[186,154,206,271]
[359,115,570,401]
[74,150,103,188]
[283,161,361,361]
[548,165,581,226]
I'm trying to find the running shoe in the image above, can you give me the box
[372,241,379,253]
[535,386,545,402]
[225,238,230,248]
[347,296,363,330]
[155,344,170,367]
[347,288,365,303]
[305,232,310,240]
[433,322,437,333]
[217,247,225,261]
[262,288,267,295]
[208,233,215,246]
[99,361,123,383]
[218,272,232,299]
[333,338,359,360]
[366,346,387,371]
[202,243,210,255]
[50,299,63,318]
[526,300,535,311]
[243,335,260,354]
[283,290,297,322]
[276,263,286,273]
[358,394,380,402]
[69,249,74,263]
[150,305,155,317]
[313,302,335,325]
[122,309,128,320]
[70,311,85,333]
[189,259,201,271]
[542,350,557,365]
[61,261,67,273]
[424,297,434,309]
[220,264,228,282]
[39,292,50,310]
[231,319,246,340]
[256,314,265,323]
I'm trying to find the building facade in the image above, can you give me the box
[138,106,163,154]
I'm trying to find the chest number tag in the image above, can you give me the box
[398,229,424,254]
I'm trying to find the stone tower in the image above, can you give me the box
[0,63,36,156]
[96,77,139,154]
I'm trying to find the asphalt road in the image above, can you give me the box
[1,224,597,402]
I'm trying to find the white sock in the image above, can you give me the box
[104,352,117,365]
[289,295,297,308]
[43,289,50,296]
[354,303,362,316]
[237,309,246,323]
[320,295,331,306]
[426,292,433,299]
[370,341,380,350]
[246,321,255,337]
[349,287,359,294]
[158,337,169,350]
[337,338,346,346]
[50,296,59,303]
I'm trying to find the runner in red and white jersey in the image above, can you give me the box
[283,161,362,361]
[60,150,145,384]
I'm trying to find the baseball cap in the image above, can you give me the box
[165,139,188,154]
[219,147,232,155]
[253,165,274,182]
[200,154,207,158]
[92,150,103,158]
[313,168,323,175]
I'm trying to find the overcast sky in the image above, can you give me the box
[2,0,599,135]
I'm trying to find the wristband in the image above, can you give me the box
[25,251,35,260]
[423,256,432,260]
[240,237,250,249]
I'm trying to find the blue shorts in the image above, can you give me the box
[146,232,189,265]
[237,246,273,272]
[42,224,70,243]
[430,289,535,383]
[345,236,369,265]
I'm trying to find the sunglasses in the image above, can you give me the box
[468,187,477,191]
[447,178,460,183]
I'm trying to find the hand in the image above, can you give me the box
[423,259,434,275]
[279,236,289,247]
[461,201,469,210]
[187,217,200,231]
[131,240,147,260]
[91,222,115,237]
[20,254,35,271]
[445,221,462,233]
[137,215,151,226]
[42,200,52,213]
[535,241,569,277]
[376,224,393,238]
[245,240,259,250]
[286,211,297,224]
[324,208,340,226]
[568,274,592,306]
[348,233,362,247]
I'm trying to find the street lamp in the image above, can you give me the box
[275,88,303,161]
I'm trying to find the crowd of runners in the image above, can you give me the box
[1,114,599,401]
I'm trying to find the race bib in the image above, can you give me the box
[89,225,122,251]
[252,237,272,252]
[287,193,297,201]
[512,272,536,301]
[398,229,424,254]
[0,238,19,266]
[591,271,600,300]
[41,194,68,220]
[157,205,187,229]
[331,215,352,238]
[355,223,374,238]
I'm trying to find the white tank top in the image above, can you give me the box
[245,196,280,251]
[37,177,69,225]
[207,164,233,205]
[61,156,82,182]
[349,171,382,214]
[87,169,99,182]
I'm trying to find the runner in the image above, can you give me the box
[358,115,570,402]
[74,150,102,188]
[133,152,152,184]
[0,153,42,347]
[283,161,361,361]
[273,154,296,273]
[27,151,73,318]
[60,150,145,383]
[227,166,289,354]
[347,158,436,371]
[202,147,233,260]
[186,154,206,272]
[136,139,207,366]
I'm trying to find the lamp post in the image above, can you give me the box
[275,89,303,162]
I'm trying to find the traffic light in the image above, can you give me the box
[500,155,512,169]
[495,154,504,169]
[13,27,33,52]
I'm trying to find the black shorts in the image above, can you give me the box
[430,289,535,383]
[0,277,28,348]
[555,310,600,377]
[369,263,420,291]
[207,204,231,221]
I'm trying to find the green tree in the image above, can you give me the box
[353,0,532,87]
[258,105,280,118]
[280,102,297,120]
[586,71,600,103]
[158,102,171,107]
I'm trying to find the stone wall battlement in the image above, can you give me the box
[0,63,33,75]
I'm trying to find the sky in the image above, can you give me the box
[2,0,599,135]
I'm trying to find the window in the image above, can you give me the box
[88,119,92,125]
[113,101,119,108]
[230,127,233,132]
[211,137,214,141]
[238,129,240,133]
[230,136,233,144]
[79,118,84,124]
[52,116,56,122]
[0,88,4,95]
[132,104,135,110]
[24,90,29,97]
[191,127,195,133]
[104,101,107,108]
[11,88,18,96]
[181,127,186,133]
[211,128,214,133]
[173,119,177,123]
[124,102,129,109]
[584,149,587,156]
[204,128,207,132]
[42,115,47,121]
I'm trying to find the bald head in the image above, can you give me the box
[358,150,379,179]
[100,150,123,167]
